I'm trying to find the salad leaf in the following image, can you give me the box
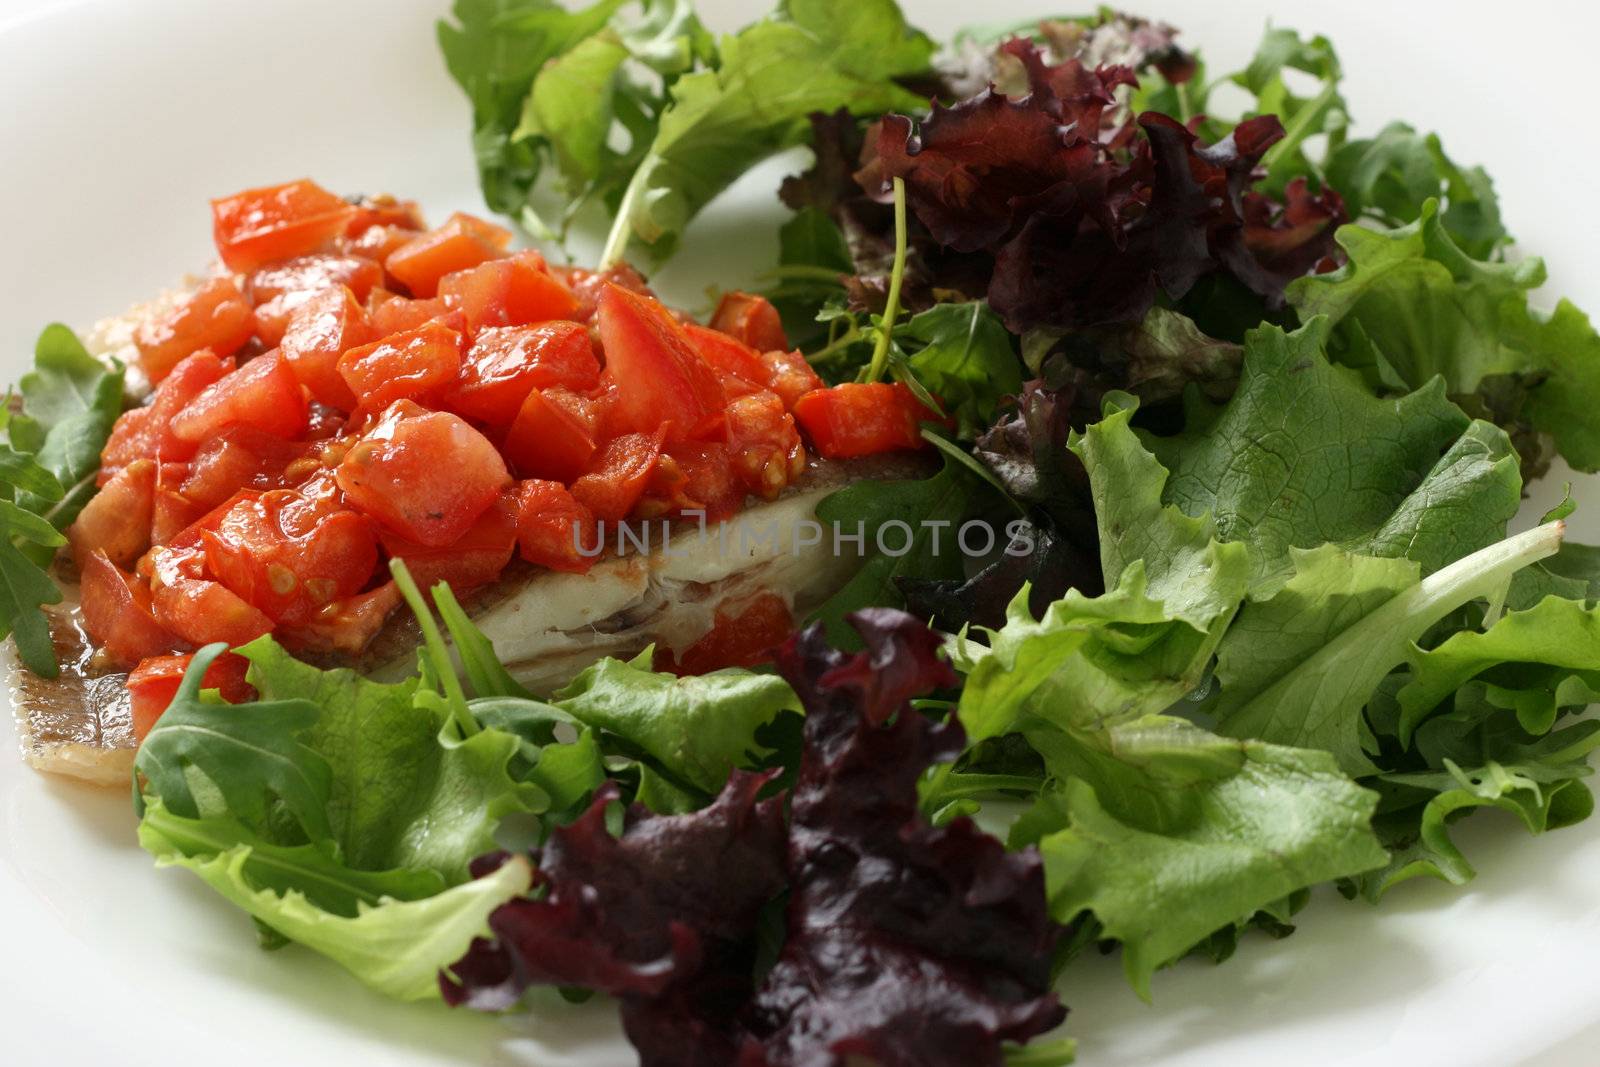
[901,302,1023,438]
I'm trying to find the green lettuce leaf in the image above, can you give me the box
[901,302,1023,439]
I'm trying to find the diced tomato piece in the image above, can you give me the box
[79,551,183,668]
[337,322,463,412]
[128,652,255,744]
[277,581,403,656]
[280,286,370,410]
[657,593,794,675]
[726,392,807,498]
[684,322,768,388]
[569,430,664,522]
[639,441,742,521]
[710,291,788,353]
[346,224,423,271]
[152,486,208,548]
[178,426,314,509]
[201,489,379,624]
[335,402,511,546]
[514,479,598,573]
[502,387,596,483]
[439,252,580,335]
[385,212,512,298]
[368,292,451,335]
[134,277,254,383]
[381,492,517,594]
[791,382,931,459]
[342,196,425,237]
[149,545,275,647]
[759,349,825,410]
[170,351,309,444]
[596,284,725,442]
[70,460,155,569]
[103,349,235,468]
[211,179,357,272]
[248,254,383,347]
[550,263,654,323]
[448,321,600,427]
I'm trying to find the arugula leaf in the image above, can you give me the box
[900,302,1023,439]
[140,800,533,1002]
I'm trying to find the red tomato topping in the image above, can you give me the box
[684,322,768,388]
[248,254,383,347]
[439,252,580,334]
[150,546,276,648]
[382,493,517,595]
[726,392,806,499]
[450,321,600,427]
[596,284,726,442]
[710,291,788,353]
[759,349,825,410]
[277,581,402,656]
[342,196,425,237]
[502,386,597,483]
[170,351,309,444]
[70,459,155,569]
[385,212,512,298]
[642,441,742,521]
[202,489,379,624]
[211,179,357,273]
[552,263,655,323]
[569,430,664,522]
[657,592,794,675]
[79,551,182,668]
[178,426,313,511]
[103,349,235,469]
[514,479,598,573]
[134,277,255,384]
[280,286,370,410]
[129,652,255,744]
[335,402,511,546]
[791,381,932,459]
[337,322,464,413]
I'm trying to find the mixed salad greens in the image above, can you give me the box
[8,1,1600,1065]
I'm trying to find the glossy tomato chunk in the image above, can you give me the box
[277,581,402,656]
[596,284,725,442]
[502,387,596,483]
[202,490,379,624]
[368,292,451,335]
[514,479,598,573]
[280,286,370,410]
[170,351,309,444]
[449,320,599,427]
[791,382,931,459]
[710,291,788,353]
[684,322,767,389]
[640,441,741,520]
[211,179,356,272]
[149,546,275,648]
[759,349,825,410]
[385,212,512,298]
[656,593,793,675]
[103,349,235,469]
[134,277,254,383]
[337,322,463,412]
[70,459,155,569]
[381,492,517,594]
[342,195,425,237]
[179,426,314,509]
[569,430,663,523]
[128,652,255,744]
[726,392,806,498]
[248,254,382,347]
[552,263,654,323]
[439,252,580,334]
[335,402,511,547]
[79,551,182,668]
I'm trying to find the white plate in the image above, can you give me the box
[2,1,1597,1064]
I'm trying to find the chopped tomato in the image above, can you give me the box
[103,349,235,469]
[280,286,370,410]
[385,212,512,298]
[79,551,182,667]
[134,277,254,383]
[639,441,741,520]
[248,254,383,347]
[342,195,425,237]
[70,460,155,569]
[657,593,793,675]
[569,430,664,522]
[211,179,357,272]
[368,292,451,335]
[152,485,207,548]
[335,402,511,546]
[439,252,580,334]
[178,426,313,509]
[337,322,463,412]
[346,224,423,271]
[726,392,806,498]
[791,381,932,459]
[170,351,309,444]
[710,291,788,353]
[759,349,825,410]
[128,652,255,744]
[381,492,517,594]
[277,581,402,655]
[551,263,654,323]
[514,479,598,573]
[596,284,725,442]
[448,321,600,426]
[202,490,379,623]
[149,545,276,648]
[684,322,768,388]
[502,386,596,483]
